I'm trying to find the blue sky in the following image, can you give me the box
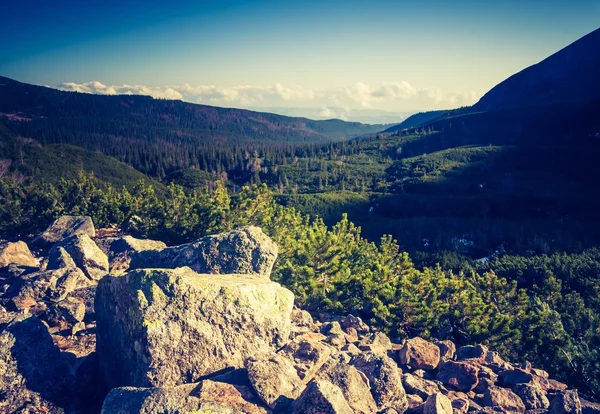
[1,0,599,122]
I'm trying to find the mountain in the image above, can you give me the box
[474,27,600,111]
[0,76,382,144]
[383,110,453,132]
[385,27,600,137]
[0,76,383,179]
[0,121,162,190]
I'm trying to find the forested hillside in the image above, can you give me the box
[0,76,382,178]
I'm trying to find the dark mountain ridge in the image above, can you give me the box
[385,27,600,134]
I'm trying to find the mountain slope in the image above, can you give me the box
[0,121,163,190]
[0,76,382,144]
[474,27,600,111]
[384,27,600,135]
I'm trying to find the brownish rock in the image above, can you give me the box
[483,385,526,413]
[436,361,479,392]
[399,337,441,370]
[0,241,38,268]
[191,380,267,414]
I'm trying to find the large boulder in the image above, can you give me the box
[292,380,354,414]
[0,315,75,413]
[0,241,38,267]
[129,226,278,278]
[34,215,95,247]
[52,235,108,281]
[351,351,408,412]
[96,267,294,388]
[398,337,441,370]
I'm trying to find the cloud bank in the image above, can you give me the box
[58,80,482,120]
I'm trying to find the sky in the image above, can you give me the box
[1,0,599,123]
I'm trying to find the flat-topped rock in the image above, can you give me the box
[96,267,294,388]
[34,215,95,247]
[129,226,278,278]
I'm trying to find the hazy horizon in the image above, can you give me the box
[2,0,599,122]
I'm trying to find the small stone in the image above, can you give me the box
[423,392,453,414]
[341,314,370,334]
[246,354,303,409]
[292,380,354,414]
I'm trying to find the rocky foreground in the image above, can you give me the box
[1,216,598,414]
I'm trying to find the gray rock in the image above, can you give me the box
[341,314,370,335]
[5,267,89,309]
[281,332,334,381]
[96,267,294,388]
[52,235,108,281]
[423,392,453,414]
[399,337,441,370]
[0,241,38,268]
[100,384,239,414]
[104,236,167,275]
[129,226,278,278]
[549,390,582,414]
[322,321,347,349]
[246,354,303,408]
[513,383,549,410]
[456,344,488,360]
[47,246,77,270]
[351,351,408,412]
[498,368,534,386]
[293,380,354,414]
[46,296,86,326]
[0,315,74,413]
[402,373,440,400]
[35,215,95,247]
[317,357,378,414]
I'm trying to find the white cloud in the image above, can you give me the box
[58,80,482,113]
